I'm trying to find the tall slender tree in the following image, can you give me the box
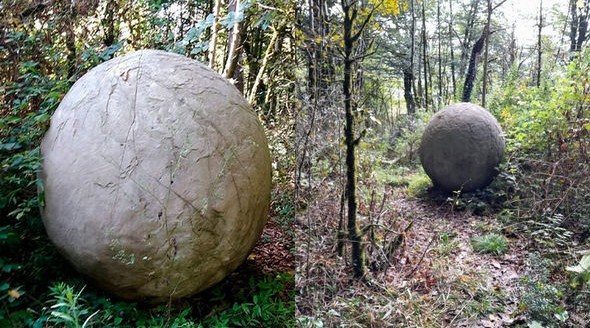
[463,0,506,104]
[569,0,589,53]
[448,0,457,100]
[340,0,381,279]
[536,0,543,87]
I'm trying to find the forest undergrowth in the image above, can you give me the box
[295,51,590,326]
[296,135,589,327]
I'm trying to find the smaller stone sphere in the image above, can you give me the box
[419,102,505,192]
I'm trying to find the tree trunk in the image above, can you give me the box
[404,67,415,114]
[248,24,282,104]
[462,26,487,102]
[570,0,579,52]
[459,0,480,78]
[536,0,543,87]
[437,0,442,107]
[463,0,507,103]
[576,0,589,51]
[208,0,221,69]
[409,0,416,112]
[421,0,429,110]
[65,6,77,79]
[481,0,491,107]
[449,0,456,100]
[102,0,118,46]
[569,0,589,52]
[223,0,242,79]
[341,0,369,279]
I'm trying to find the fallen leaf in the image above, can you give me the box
[7,289,20,299]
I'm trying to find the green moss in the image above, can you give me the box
[406,172,432,197]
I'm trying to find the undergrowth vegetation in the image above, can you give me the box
[296,49,590,327]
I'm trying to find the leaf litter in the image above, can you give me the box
[296,181,532,327]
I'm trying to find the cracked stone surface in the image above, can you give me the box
[40,50,271,302]
[419,102,505,192]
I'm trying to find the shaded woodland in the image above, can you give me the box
[296,0,590,326]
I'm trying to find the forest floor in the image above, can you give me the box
[294,173,585,327]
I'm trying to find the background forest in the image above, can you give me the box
[295,0,590,327]
[1,0,296,326]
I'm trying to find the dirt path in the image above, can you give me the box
[296,183,531,327]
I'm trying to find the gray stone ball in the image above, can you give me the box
[419,102,505,192]
[40,50,271,302]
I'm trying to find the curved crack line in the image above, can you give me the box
[109,53,144,224]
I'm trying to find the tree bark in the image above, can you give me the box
[342,0,371,279]
[459,0,480,79]
[404,67,415,114]
[208,0,221,69]
[248,24,282,104]
[570,0,579,52]
[449,0,457,100]
[481,0,491,107]
[576,0,589,51]
[569,0,589,53]
[102,0,118,46]
[463,0,507,103]
[409,0,416,112]
[65,6,77,79]
[223,0,242,79]
[437,0,442,107]
[462,26,487,102]
[421,0,429,110]
[536,0,543,87]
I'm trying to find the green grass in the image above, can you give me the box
[471,233,509,256]
[406,172,432,197]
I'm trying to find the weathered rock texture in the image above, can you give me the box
[40,50,271,302]
[419,102,504,192]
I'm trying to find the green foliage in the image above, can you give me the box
[489,50,590,237]
[388,111,431,167]
[201,273,294,327]
[471,233,509,256]
[406,171,432,197]
[26,272,294,327]
[519,254,568,326]
[46,284,99,328]
[0,59,74,328]
[1,65,69,215]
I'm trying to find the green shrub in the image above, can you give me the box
[201,272,294,327]
[471,233,509,256]
[388,111,431,167]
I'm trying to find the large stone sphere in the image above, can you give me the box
[419,102,504,192]
[40,50,271,302]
